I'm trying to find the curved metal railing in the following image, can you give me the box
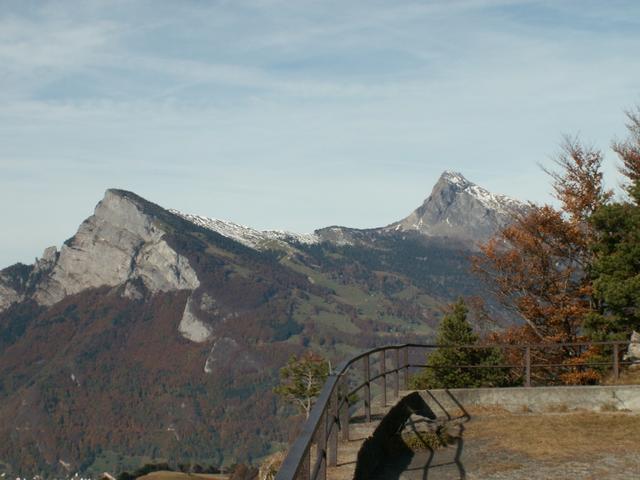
[274,340,633,480]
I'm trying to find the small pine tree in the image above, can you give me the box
[410,300,509,389]
[274,351,329,419]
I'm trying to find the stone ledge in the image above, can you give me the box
[419,384,640,414]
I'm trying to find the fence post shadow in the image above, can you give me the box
[404,389,470,480]
[364,390,470,480]
[424,389,469,479]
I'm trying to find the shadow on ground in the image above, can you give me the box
[368,390,470,480]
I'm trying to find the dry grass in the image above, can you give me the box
[544,403,570,413]
[137,472,228,480]
[477,461,526,475]
[464,412,640,460]
[602,366,640,385]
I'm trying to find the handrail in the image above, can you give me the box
[274,340,634,480]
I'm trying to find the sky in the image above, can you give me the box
[1,0,640,267]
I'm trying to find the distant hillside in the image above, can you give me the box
[0,172,523,477]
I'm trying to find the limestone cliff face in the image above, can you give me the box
[178,295,213,343]
[0,190,200,312]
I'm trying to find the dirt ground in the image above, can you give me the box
[464,410,640,459]
[371,410,640,480]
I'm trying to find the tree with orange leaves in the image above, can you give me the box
[472,109,640,385]
[472,139,613,385]
[473,138,611,345]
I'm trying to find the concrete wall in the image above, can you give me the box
[416,385,640,415]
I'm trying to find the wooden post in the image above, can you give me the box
[328,388,338,467]
[380,350,387,406]
[364,354,371,422]
[403,346,409,390]
[394,348,400,399]
[613,343,620,380]
[525,346,531,387]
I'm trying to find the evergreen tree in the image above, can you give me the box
[410,300,509,389]
[588,110,640,339]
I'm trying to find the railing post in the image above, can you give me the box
[364,354,371,422]
[394,348,400,399]
[403,346,409,390]
[317,412,327,480]
[339,376,349,441]
[525,346,531,387]
[380,350,387,407]
[613,343,620,380]
[328,387,338,467]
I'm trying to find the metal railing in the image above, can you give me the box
[274,340,634,480]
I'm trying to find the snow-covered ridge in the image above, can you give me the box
[169,209,319,250]
[169,171,523,250]
[442,171,523,214]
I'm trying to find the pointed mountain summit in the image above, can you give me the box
[386,171,525,244]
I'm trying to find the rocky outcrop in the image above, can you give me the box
[36,190,200,306]
[0,190,201,313]
[178,295,213,343]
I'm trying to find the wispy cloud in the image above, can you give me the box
[1,0,639,266]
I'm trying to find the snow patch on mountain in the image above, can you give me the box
[169,209,319,250]
[441,171,522,215]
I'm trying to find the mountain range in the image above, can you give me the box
[0,171,524,477]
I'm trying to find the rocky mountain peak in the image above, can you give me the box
[433,171,521,211]
[22,189,200,307]
[438,170,473,189]
[386,171,525,245]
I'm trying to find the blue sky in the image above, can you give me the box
[1,0,640,266]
